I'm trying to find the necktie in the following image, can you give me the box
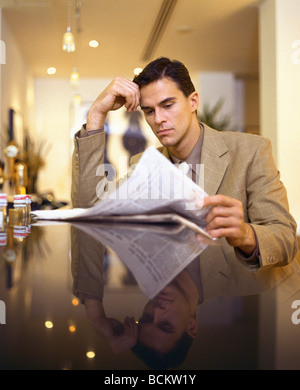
[178,161,191,177]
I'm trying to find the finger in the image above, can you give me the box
[205,205,242,224]
[203,194,240,208]
[124,317,136,335]
[206,215,240,231]
[208,226,238,239]
[110,78,139,110]
[120,80,140,111]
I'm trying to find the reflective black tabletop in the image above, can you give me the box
[0,221,300,371]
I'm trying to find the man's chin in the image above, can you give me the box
[158,136,175,147]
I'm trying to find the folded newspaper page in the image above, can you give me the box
[32,146,216,242]
[72,221,208,299]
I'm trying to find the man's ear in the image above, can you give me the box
[189,91,199,113]
[187,316,198,339]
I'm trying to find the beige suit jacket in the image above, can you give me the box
[71,124,298,269]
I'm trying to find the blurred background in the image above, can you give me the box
[0,0,299,230]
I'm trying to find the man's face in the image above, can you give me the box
[139,77,199,154]
[137,284,196,354]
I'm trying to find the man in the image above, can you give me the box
[72,57,297,269]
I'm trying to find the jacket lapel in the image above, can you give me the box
[159,124,229,195]
[200,125,229,195]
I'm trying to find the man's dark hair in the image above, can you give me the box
[133,57,195,98]
[131,331,193,370]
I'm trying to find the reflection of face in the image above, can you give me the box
[140,77,199,155]
[138,283,195,354]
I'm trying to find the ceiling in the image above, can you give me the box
[1,0,261,79]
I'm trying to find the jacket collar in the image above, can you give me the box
[200,124,229,195]
[160,124,229,195]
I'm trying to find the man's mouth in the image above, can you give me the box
[157,291,174,302]
[157,128,172,135]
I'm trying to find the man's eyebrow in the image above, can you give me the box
[157,321,176,334]
[140,97,176,110]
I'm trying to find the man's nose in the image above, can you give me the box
[154,298,167,310]
[154,108,165,124]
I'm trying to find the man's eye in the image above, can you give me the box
[145,110,153,116]
[158,322,175,333]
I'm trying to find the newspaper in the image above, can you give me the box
[72,221,208,299]
[32,146,216,242]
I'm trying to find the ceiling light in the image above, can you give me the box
[89,40,99,48]
[70,67,80,86]
[62,1,75,52]
[62,26,75,52]
[47,67,56,75]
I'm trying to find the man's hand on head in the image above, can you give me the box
[86,77,140,131]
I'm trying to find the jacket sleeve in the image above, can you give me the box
[71,127,106,208]
[245,137,298,267]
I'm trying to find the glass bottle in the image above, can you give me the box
[26,194,32,223]
[0,193,8,230]
[9,194,27,226]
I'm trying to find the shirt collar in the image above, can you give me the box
[169,124,205,180]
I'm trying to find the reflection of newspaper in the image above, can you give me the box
[72,221,208,299]
[32,147,215,241]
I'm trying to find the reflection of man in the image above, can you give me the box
[71,224,199,367]
[132,269,199,369]
[70,225,198,363]
[72,57,297,269]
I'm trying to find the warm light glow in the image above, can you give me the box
[62,27,75,52]
[70,68,80,86]
[47,67,56,75]
[73,94,82,105]
[45,321,54,329]
[86,351,96,359]
[134,67,143,76]
[69,325,76,333]
[89,40,99,48]
[72,297,79,306]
